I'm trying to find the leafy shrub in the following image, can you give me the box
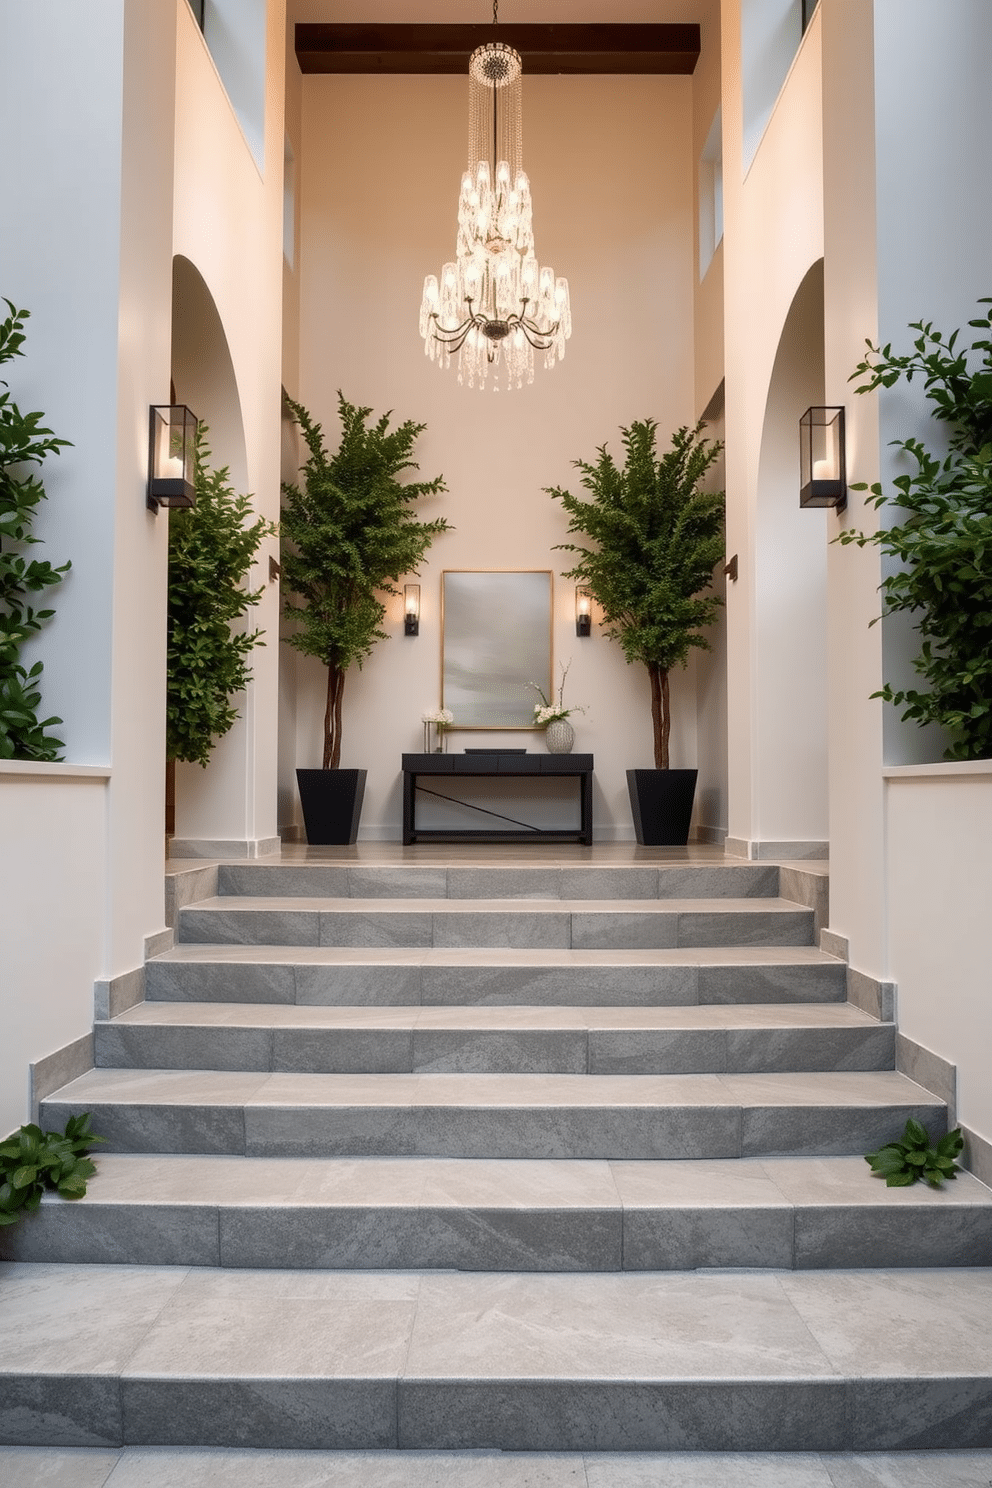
[0,1114,106,1226]
[167,428,277,766]
[840,301,992,760]
[0,300,71,760]
[865,1118,963,1188]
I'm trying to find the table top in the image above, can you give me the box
[402,752,594,775]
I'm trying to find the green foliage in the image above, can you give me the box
[281,393,449,770]
[547,419,724,768]
[167,428,277,767]
[0,1114,106,1227]
[0,300,71,761]
[865,1118,964,1189]
[839,301,992,760]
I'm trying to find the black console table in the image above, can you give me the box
[401,753,594,845]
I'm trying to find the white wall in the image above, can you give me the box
[291,71,697,839]
[721,0,828,856]
[885,767,992,1146]
[171,0,286,854]
[0,0,178,1130]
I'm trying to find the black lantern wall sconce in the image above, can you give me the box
[575,585,593,637]
[404,584,421,636]
[799,406,846,510]
[147,405,198,511]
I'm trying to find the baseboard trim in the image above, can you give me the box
[695,824,728,845]
[93,964,145,1022]
[895,1031,957,1128]
[165,863,220,928]
[29,1033,94,1123]
[168,836,281,860]
[961,1123,992,1187]
[847,966,896,1023]
[726,837,829,862]
[779,865,829,942]
[820,928,848,961]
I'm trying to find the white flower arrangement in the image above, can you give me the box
[529,661,586,727]
[421,707,454,726]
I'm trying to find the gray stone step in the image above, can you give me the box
[93,1002,894,1075]
[146,944,846,1008]
[8,1449,992,1488]
[39,1068,944,1161]
[1,1261,990,1450]
[175,897,815,950]
[216,862,783,901]
[3,1154,989,1273]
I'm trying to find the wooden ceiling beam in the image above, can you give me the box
[295,23,700,76]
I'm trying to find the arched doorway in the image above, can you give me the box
[752,258,829,851]
[169,254,254,849]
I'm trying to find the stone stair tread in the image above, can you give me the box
[182,895,811,915]
[21,1152,992,1211]
[1,1261,990,1450]
[46,1066,939,1109]
[152,944,839,966]
[102,1002,881,1031]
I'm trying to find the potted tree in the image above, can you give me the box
[547,418,725,844]
[281,393,449,843]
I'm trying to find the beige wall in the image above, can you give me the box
[721,0,828,856]
[171,0,286,854]
[290,70,698,839]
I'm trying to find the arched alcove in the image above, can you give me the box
[753,257,829,847]
[171,254,248,491]
[169,254,253,846]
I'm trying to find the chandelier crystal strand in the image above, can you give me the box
[419,27,570,392]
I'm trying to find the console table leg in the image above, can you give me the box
[403,771,416,845]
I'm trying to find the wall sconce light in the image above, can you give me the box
[148,405,197,511]
[575,585,593,637]
[800,406,846,510]
[404,584,421,636]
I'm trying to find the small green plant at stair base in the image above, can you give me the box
[865,1118,963,1188]
[0,1114,106,1226]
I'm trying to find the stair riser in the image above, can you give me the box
[217,864,783,901]
[2,1372,989,1452]
[176,907,815,951]
[6,1198,990,1272]
[145,962,844,1007]
[93,1023,895,1077]
[39,1097,945,1161]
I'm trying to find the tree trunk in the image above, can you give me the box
[648,664,670,770]
[323,664,346,770]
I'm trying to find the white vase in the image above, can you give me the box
[545,719,574,754]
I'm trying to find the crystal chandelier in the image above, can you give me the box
[419,4,571,392]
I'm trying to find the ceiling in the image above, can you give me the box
[289,3,707,22]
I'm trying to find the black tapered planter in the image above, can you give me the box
[296,768,367,845]
[626,768,698,846]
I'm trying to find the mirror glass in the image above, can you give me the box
[441,570,553,727]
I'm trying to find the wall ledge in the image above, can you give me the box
[883,759,992,781]
[0,761,110,781]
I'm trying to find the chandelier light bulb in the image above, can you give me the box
[420,33,571,392]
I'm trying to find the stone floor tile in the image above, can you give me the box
[0,1447,122,1487]
[585,1451,834,1487]
[821,1450,992,1487]
[778,1269,992,1376]
[0,1262,189,1374]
